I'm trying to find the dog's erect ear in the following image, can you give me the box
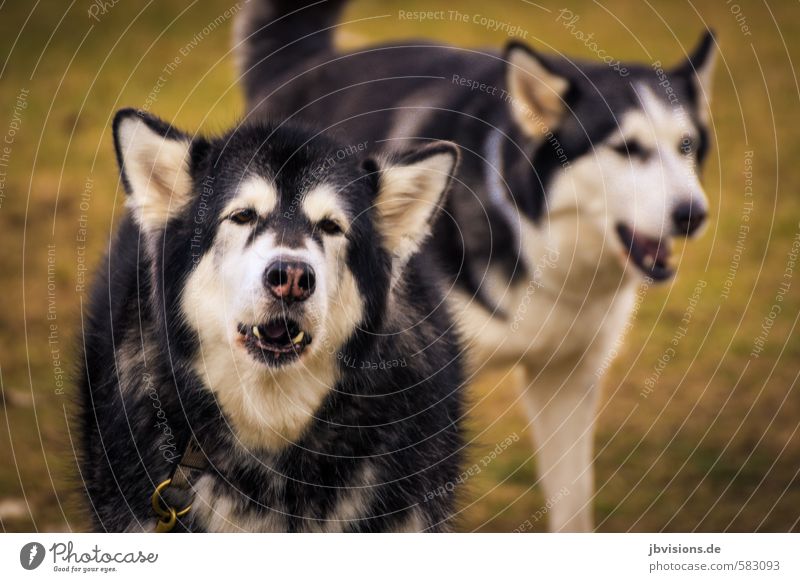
[113,109,199,232]
[373,142,459,265]
[504,42,571,138]
[674,31,716,122]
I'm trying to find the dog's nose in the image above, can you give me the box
[672,202,707,237]
[264,261,316,302]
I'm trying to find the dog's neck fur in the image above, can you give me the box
[488,126,632,296]
[455,128,639,370]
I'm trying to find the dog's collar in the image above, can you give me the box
[484,129,532,278]
[151,436,208,533]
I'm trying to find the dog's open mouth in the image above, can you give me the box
[616,224,674,281]
[237,318,312,366]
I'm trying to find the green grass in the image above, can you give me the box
[1,0,798,532]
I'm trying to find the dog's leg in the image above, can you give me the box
[520,364,600,532]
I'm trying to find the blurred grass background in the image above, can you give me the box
[0,0,798,532]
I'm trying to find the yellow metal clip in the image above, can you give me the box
[155,507,177,533]
[151,478,192,533]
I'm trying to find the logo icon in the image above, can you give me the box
[20,542,46,570]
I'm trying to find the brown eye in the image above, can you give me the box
[317,218,343,236]
[229,208,257,225]
[680,135,696,156]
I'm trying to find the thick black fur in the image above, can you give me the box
[76,111,465,532]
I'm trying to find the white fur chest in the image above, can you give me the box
[452,216,639,375]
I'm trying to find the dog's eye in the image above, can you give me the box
[229,208,257,225]
[317,219,343,236]
[612,140,650,160]
[679,135,696,156]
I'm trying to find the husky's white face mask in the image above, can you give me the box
[504,32,716,281]
[112,110,458,372]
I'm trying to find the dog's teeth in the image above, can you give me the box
[642,255,654,269]
[292,331,305,345]
[252,326,262,339]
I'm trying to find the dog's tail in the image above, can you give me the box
[234,0,347,101]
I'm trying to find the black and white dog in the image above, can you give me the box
[76,109,466,531]
[235,0,717,531]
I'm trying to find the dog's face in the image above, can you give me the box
[504,32,716,281]
[193,172,354,370]
[112,111,457,373]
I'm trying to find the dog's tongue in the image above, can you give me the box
[262,322,287,339]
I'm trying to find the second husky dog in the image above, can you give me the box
[236,0,717,531]
[76,109,464,532]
